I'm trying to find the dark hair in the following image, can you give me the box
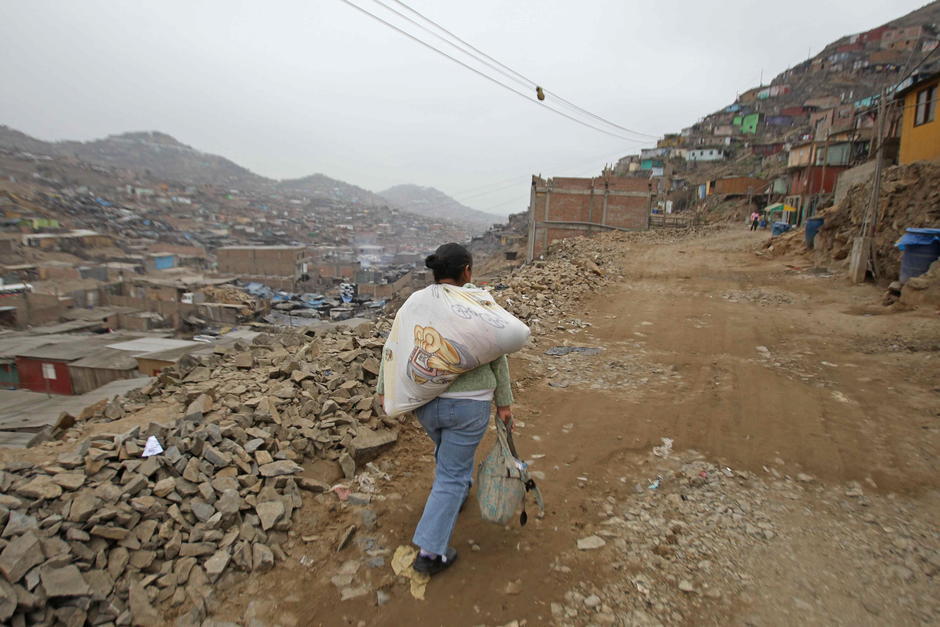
[425,243,472,283]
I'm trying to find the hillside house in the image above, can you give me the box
[705,177,767,197]
[896,70,940,165]
[882,25,927,51]
[687,148,727,162]
[639,158,665,171]
[749,142,786,157]
[526,174,651,260]
[739,113,761,134]
[657,134,684,148]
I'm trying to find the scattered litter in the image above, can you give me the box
[391,545,430,600]
[331,484,351,501]
[652,437,673,458]
[357,473,378,494]
[141,436,163,457]
[544,346,602,356]
[648,476,663,490]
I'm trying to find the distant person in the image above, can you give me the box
[750,211,760,231]
[376,242,514,576]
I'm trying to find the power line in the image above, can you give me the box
[338,0,655,142]
[383,0,659,139]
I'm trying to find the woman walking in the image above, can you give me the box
[377,243,514,576]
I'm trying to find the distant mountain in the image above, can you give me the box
[276,173,389,206]
[379,184,501,230]
[0,126,505,233]
[0,127,266,188]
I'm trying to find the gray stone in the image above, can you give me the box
[259,460,303,477]
[350,429,398,463]
[129,579,161,625]
[179,543,215,557]
[0,578,16,622]
[2,511,37,538]
[298,477,331,493]
[51,472,86,491]
[204,550,231,583]
[216,489,243,516]
[68,491,100,522]
[203,444,231,468]
[16,476,63,500]
[191,501,216,523]
[153,477,176,498]
[0,532,43,582]
[251,543,274,573]
[40,564,90,597]
[255,501,284,531]
[91,525,130,541]
[338,453,355,480]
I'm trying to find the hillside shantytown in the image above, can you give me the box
[0,1,938,626]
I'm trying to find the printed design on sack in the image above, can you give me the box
[408,325,479,384]
[450,303,506,328]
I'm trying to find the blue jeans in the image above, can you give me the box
[412,397,491,555]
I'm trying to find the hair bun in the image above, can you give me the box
[425,254,439,269]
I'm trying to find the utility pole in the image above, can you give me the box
[817,130,832,222]
[849,88,887,283]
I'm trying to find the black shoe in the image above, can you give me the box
[413,547,458,576]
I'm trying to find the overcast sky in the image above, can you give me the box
[0,0,925,215]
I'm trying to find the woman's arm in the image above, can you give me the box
[492,355,513,425]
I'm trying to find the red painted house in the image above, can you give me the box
[789,166,848,196]
[14,334,143,395]
[15,349,80,395]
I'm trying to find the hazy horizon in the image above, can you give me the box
[0,0,926,216]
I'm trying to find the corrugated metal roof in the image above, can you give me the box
[106,338,202,353]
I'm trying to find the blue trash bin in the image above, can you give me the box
[771,221,793,237]
[896,228,940,282]
[805,217,824,249]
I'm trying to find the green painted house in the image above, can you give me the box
[741,113,761,135]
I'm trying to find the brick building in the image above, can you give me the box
[526,174,650,260]
[216,245,308,291]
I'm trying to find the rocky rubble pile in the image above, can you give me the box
[552,447,940,626]
[0,323,397,626]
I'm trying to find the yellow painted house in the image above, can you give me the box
[897,71,940,165]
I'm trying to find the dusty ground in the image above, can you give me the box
[200,228,939,626]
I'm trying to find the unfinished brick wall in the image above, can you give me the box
[216,246,305,277]
[527,175,651,259]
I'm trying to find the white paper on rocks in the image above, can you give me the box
[382,284,530,417]
[142,435,164,457]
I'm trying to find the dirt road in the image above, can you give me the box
[209,228,939,626]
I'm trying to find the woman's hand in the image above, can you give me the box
[496,405,512,430]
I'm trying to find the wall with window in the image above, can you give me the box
[899,76,940,165]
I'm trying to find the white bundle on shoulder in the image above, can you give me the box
[382,284,530,417]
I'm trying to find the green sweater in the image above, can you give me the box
[376,354,513,407]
